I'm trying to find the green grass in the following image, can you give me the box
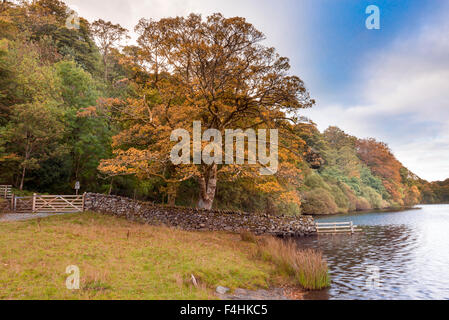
[0,212,281,300]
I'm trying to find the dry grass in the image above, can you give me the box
[239,230,258,243]
[0,212,276,300]
[0,197,8,215]
[256,237,330,290]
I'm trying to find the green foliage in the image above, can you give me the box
[304,171,331,191]
[0,1,443,214]
[330,184,349,210]
[1,102,67,189]
[421,179,449,204]
[360,186,384,209]
[56,60,99,108]
[360,166,387,197]
[339,182,358,212]
[301,188,338,215]
[299,125,427,214]
[0,1,115,192]
[213,179,301,216]
[0,39,12,123]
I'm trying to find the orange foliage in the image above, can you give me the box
[356,139,402,183]
[96,13,314,210]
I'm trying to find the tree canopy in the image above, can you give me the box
[0,1,445,213]
[97,13,314,209]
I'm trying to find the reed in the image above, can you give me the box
[257,237,330,290]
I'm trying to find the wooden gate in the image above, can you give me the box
[34,194,85,213]
[13,196,33,213]
[11,193,86,214]
[0,185,12,199]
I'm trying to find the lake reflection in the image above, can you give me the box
[297,205,449,300]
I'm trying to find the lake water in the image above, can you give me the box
[297,204,449,300]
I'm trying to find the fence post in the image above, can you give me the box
[82,192,86,212]
[32,193,36,214]
[10,194,14,212]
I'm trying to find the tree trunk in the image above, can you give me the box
[108,177,114,195]
[167,183,177,207]
[19,166,26,191]
[20,138,31,191]
[103,52,109,82]
[167,192,176,207]
[197,164,217,210]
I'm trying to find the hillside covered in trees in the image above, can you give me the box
[0,0,447,215]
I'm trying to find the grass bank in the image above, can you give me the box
[0,212,328,299]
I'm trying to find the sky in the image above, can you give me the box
[65,0,449,182]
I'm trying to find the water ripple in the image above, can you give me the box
[297,205,449,300]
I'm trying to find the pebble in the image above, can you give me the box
[216,286,230,294]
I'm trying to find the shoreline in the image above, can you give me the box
[308,206,422,218]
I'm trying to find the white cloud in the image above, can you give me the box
[64,0,305,57]
[303,10,449,181]
[63,1,449,181]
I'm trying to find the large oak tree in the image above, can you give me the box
[99,13,314,209]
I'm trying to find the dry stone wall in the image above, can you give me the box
[84,193,316,237]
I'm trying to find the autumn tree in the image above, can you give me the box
[356,138,405,203]
[99,13,314,210]
[323,126,356,149]
[91,19,129,82]
[356,138,402,183]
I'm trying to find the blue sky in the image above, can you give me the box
[66,0,449,181]
[290,0,437,104]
